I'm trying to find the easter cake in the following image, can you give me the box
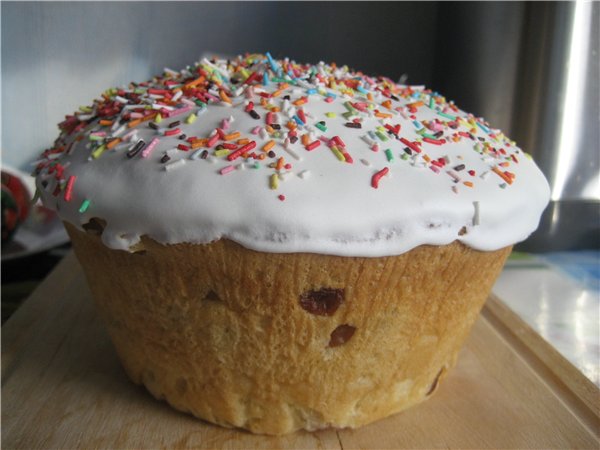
[34,53,550,434]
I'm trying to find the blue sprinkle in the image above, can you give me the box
[412,120,423,130]
[477,121,491,134]
[306,88,317,95]
[326,92,337,99]
[263,72,269,86]
[293,115,305,126]
[266,52,279,73]
[357,86,368,94]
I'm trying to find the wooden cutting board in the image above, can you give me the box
[2,252,599,449]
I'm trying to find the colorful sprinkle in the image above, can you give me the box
[371,167,389,189]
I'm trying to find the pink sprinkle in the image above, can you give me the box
[207,132,220,147]
[129,112,143,119]
[251,126,261,135]
[221,118,230,130]
[429,165,441,173]
[325,97,334,103]
[371,144,379,152]
[204,92,219,102]
[220,165,236,175]
[141,137,160,158]
[266,112,274,125]
[169,105,193,118]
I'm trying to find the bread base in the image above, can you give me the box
[65,222,511,435]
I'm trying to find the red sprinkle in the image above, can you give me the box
[423,137,446,145]
[227,140,257,161]
[399,137,421,153]
[278,194,286,201]
[163,128,181,136]
[371,167,389,189]
[177,144,190,151]
[331,135,346,147]
[305,140,321,151]
[64,175,76,201]
[298,108,307,123]
[245,101,255,112]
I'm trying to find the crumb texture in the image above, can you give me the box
[66,222,511,435]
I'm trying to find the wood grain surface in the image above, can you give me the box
[2,252,599,449]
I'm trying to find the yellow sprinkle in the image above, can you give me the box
[330,146,345,162]
[270,173,279,190]
[185,113,197,124]
[91,144,106,159]
[155,113,162,124]
[325,112,336,118]
[214,149,230,157]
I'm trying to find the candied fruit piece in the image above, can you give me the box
[328,324,356,347]
[299,288,344,316]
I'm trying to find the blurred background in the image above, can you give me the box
[1,1,599,382]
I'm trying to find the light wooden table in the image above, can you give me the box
[2,253,599,449]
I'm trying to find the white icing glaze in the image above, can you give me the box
[35,54,550,256]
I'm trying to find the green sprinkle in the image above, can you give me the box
[194,100,207,108]
[385,148,394,162]
[89,135,104,142]
[325,112,337,118]
[344,101,356,113]
[79,199,90,213]
[315,122,327,132]
[342,111,355,120]
[79,106,92,113]
[421,133,438,139]
[253,162,260,169]
[437,111,456,120]
[375,130,389,142]
[91,144,106,159]
[429,96,435,109]
[401,153,409,160]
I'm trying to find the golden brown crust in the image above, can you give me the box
[65,222,511,435]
